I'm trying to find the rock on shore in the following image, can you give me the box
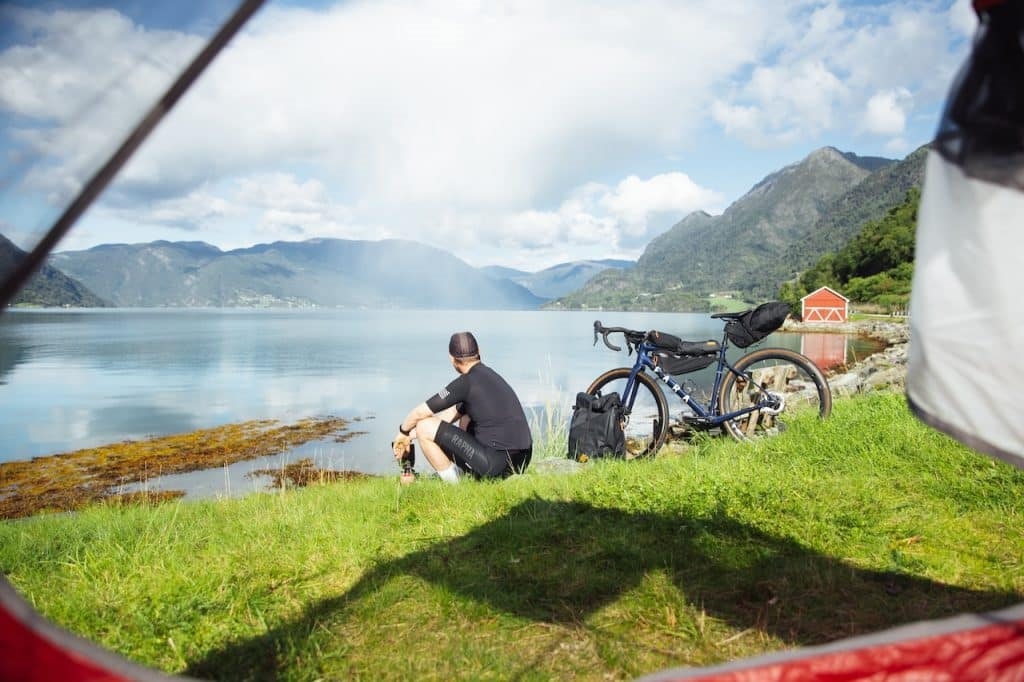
[784,318,910,397]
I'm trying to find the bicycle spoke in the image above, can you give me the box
[719,349,831,442]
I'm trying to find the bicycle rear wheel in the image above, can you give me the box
[717,348,832,442]
[586,368,669,458]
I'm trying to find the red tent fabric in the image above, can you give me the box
[641,604,1024,682]
[0,576,190,682]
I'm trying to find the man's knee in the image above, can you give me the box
[414,416,442,442]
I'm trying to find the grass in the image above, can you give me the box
[705,294,750,312]
[2,391,1023,681]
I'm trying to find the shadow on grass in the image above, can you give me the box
[188,498,1020,679]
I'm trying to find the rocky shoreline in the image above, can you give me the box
[783,317,910,397]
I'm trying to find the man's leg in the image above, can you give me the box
[432,423,508,478]
[412,416,461,482]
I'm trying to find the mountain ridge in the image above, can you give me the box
[1,234,110,308]
[481,259,635,299]
[551,144,927,310]
[4,145,928,310]
[49,237,547,309]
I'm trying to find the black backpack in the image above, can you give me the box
[567,391,626,462]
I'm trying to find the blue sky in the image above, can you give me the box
[0,0,976,271]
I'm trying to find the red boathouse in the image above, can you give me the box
[801,286,849,323]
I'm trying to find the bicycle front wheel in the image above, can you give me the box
[586,368,669,458]
[717,348,832,442]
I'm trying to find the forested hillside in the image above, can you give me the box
[1,234,109,308]
[779,188,919,314]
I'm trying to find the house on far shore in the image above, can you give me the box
[801,286,849,323]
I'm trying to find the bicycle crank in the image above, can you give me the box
[760,391,785,416]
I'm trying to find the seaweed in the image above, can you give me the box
[0,417,360,519]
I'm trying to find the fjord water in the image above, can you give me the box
[0,309,876,498]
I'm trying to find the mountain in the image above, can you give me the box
[554,145,927,310]
[1,234,110,308]
[481,259,635,299]
[798,145,928,261]
[28,145,928,312]
[49,238,546,309]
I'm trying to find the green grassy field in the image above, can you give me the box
[705,294,751,313]
[2,391,1022,681]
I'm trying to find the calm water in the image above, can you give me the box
[0,308,877,498]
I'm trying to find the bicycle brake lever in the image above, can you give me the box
[593,320,622,352]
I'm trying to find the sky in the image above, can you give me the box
[0,0,977,272]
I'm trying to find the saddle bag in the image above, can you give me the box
[567,391,626,461]
[724,301,791,348]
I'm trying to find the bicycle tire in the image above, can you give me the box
[586,368,669,458]
[717,348,832,442]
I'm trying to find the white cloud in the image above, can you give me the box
[233,174,326,212]
[484,171,722,269]
[713,1,963,149]
[0,6,201,205]
[233,174,357,243]
[600,173,723,230]
[137,1,773,208]
[863,88,912,136]
[713,60,847,147]
[146,189,232,228]
[1,1,970,270]
[948,0,977,38]
[884,136,909,154]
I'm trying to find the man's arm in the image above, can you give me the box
[398,402,434,439]
[392,401,433,462]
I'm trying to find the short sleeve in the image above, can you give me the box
[426,373,469,413]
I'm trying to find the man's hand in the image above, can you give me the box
[392,434,412,460]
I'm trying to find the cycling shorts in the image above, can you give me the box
[435,421,532,479]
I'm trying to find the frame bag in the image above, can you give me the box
[648,330,720,374]
[653,351,716,375]
[567,391,626,461]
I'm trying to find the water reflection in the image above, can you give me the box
[0,323,31,385]
[800,333,849,370]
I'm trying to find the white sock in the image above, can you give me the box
[437,464,461,484]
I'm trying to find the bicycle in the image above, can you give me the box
[587,302,832,457]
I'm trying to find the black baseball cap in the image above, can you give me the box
[449,331,479,358]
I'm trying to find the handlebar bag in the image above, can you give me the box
[725,301,791,348]
[649,331,720,355]
[567,391,626,461]
[648,330,685,352]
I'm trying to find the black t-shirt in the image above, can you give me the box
[426,363,532,451]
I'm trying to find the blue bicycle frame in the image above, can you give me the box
[617,332,769,427]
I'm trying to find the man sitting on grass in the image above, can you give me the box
[392,331,532,483]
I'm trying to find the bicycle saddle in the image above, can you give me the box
[710,310,748,320]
